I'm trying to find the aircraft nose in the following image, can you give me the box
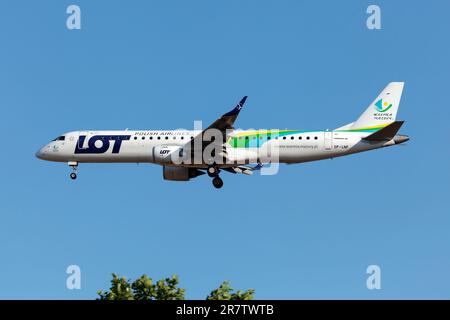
[35,147,47,160]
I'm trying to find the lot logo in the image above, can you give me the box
[374,99,392,113]
[75,135,131,154]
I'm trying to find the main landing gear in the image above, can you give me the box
[68,161,78,180]
[207,166,219,177]
[212,176,223,189]
[208,165,223,189]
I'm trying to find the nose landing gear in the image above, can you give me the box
[68,161,78,180]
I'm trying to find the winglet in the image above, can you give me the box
[223,96,248,117]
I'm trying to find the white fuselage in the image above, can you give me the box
[35,129,402,167]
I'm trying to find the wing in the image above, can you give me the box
[206,96,248,134]
[222,162,265,175]
[180,96,248,163]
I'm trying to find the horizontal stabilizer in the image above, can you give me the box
[364,121,404,141]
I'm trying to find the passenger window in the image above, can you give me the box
[157,136,161,140]
[150,136,153,140]
[314,136,318,140]
[307,137,310,140]
[165,136,168,140]
[142,137,145,140]
[283,137,286,140]
[291,136,294,140]
[299,136,302,140]
[134,137,137,140]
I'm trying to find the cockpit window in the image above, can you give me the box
[53,136,65,141]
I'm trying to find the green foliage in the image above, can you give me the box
[206,281,255,300]
[153,275,185,300]
[97,273,134,300]
[97,274,253,300]
[131,274,156,300]
[97,274,184,300]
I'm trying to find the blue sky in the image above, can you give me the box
[1,0,449,299]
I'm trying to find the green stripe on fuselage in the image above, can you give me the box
[335,123,391,133]
[228,130,318,148]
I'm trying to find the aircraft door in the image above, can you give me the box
[324,131,332,151]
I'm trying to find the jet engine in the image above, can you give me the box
[152,145,182,164]
[162,166,205,181]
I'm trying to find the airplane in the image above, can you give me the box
[36,82,409,189]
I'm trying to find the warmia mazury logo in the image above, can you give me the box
[374,99,393,113]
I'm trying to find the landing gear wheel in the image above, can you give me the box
[207,166,219,177]
[212,176,223,189]
[68,161,78,180]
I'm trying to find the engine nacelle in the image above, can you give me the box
[152,145,182,164]
[162,166,205,181]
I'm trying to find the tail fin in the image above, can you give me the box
[350,82,404,130]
